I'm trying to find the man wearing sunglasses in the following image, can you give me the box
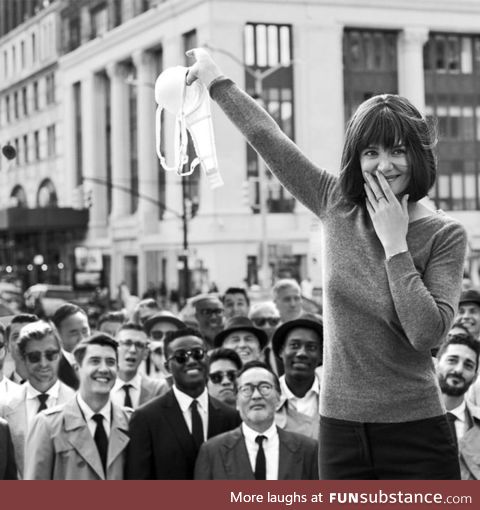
[0,321,74,478]
[192,294,225,349]
[126,328,241,479]
[111,323,168,409]
[194,360,318,480]
[144,311,186,382]
[207,348,242,407]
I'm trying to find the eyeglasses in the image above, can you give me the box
[118,339,147,350]
[150,330,166,341]
[166,348,205,364]
[238,382,275,398]
[25,349,60,363]
[198,308,223,317]
[209,370,238,384]
[251,317,280,327]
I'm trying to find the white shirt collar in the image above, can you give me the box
[76,393,112,428]
[25,379,61,400]
[449,400,466,423]
[279,374,320,400]
[62,349,75,365]
[172,385,209,413]
[114,372,142,392]
[242,420,278,442]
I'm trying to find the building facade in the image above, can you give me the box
[2,0,480,301]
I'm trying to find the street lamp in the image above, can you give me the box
[204,44,290,291]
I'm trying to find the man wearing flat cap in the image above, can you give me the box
[456,289,480,342]
[272,314,323,439]
[214,316,268,365]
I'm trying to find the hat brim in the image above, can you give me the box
[271,318,324,359]
[214,326,268,350]
[144,315,186,335]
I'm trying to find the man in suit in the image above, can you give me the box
[0,320,75,477]
[125,328,241,479]
[24,333,131,480]
[436,331,480,479]
[0,418,17,479]
[52,303,91,390]
[194,360,318,480]
[110,322,168,408]
[5,313,39,385]
[272,314,323,439]
[192,294,225,350]
[0,322,21,401]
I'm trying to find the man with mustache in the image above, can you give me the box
[436,331,480,479]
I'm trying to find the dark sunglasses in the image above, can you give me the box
[150,330,166,341]
[25,349,60,363]
[198,308,223,317]
[252,317,280,327]
[167,347,205,364]
[209,370,237,384]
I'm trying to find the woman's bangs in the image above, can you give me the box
[359,107,405,150]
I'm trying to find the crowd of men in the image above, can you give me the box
[0,278,479,480]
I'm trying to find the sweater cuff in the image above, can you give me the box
[208,76,234,98]
[384,250,414,279]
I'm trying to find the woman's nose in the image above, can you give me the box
[377,156,393,172]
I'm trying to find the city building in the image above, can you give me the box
[1,0,480,302]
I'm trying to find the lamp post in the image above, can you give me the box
[204,44,289,291]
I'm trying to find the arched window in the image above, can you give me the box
[37,178,58,208]
[9,185,28,207]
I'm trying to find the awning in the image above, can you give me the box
[0,207,89,233]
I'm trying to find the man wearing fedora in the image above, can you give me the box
[272,314,323,439]
[456,289,480,342]
[214,317,268,365]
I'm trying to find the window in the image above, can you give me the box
[424,33,480,210]
[47,124,55,157]
[33,80,39,110]
[34,130,40,160]
[104,73,112,215]
[21,40,25,68]
[13,91,18,119]
[5,95,10,122]
[23,134,28,163]
[22,86,27,115]
[32,33,36,63]
[67,17,81,52]
[3,50,7,77]
[244,22,295,213]
[91,4,108,39]
[128,64,138,213]
[12,45,16,74]
[46,73,55,104]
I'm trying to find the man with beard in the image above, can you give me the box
[436,332,480,479]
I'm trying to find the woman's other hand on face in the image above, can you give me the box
[364,170,409,258]
[185,47,224,88]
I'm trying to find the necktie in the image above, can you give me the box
[254,435,267,480]
[190,400,204,450]
[123,384,133,408]
[37,393,49,413]
[92,414,108,474]
[446,412,458,449]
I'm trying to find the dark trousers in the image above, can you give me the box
[319,414,460,480]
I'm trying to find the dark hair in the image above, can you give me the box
[163,327,205,356]
[437,332,480,369]
[18,321,61,358]
[73,333,118,366]
[117,322,146,334]
[6,313,39,340]
[52,303,87,329]
[237,360,281,393]
[0,322,5,337]
[208,347,242,371]
[223,287,250,306]
[339,94,437,205]
[97,311,126,328]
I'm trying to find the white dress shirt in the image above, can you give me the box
[76,393,112,438]
[25,380,62,427]
[172,385,208,441]
[0,375,21,403]
[62,349,75,366]
[111,373,142,408]
[279,374,320,417]
[242,421,279,480]
[449,400,467,440]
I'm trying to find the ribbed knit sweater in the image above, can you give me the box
[211,79,468,422]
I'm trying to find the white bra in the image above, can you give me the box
[154,66,223,189]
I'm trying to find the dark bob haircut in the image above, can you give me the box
[339,94,437,205]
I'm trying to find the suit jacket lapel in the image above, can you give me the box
[222,427,254,480]
[63,398,105,480]
[163,391,196,456]
[107,404,130,469]
[277,428,301,480]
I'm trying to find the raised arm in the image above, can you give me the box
[186,48,336,217]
